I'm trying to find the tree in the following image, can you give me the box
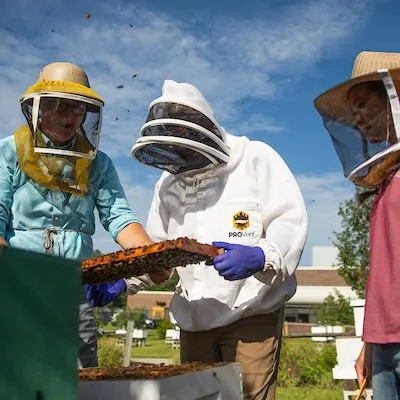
[316,289,354,325]
[333,191,375,298]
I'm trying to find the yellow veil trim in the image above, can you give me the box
[22,80,104,103]
[14,125,92,196]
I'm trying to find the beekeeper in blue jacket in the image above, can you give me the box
[131,80,308,400]
[0,62,167,367]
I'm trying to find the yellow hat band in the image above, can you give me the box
[22,80,104,104]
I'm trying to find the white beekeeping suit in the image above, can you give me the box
[132,79,307,399]
[133,80,307,330]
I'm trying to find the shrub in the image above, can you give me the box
[98,339,123,368]
[278,339,338,388]
[155,319,174,339]
[316,289,354,325]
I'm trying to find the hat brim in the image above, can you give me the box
[22,80,104,104]
[314,68,400,125]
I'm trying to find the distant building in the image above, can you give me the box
[285,267,358,323]
[284,245,358,323]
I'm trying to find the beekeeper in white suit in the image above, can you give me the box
[132,80,308,400]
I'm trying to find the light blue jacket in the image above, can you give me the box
[0,134,139,260]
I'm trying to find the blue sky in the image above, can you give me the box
[0,0,396,265]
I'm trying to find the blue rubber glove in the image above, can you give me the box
[211,242,265,281]
[85,279,127,307]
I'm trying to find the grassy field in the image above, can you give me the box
[99,331,180,360]
[131,338,179,360]
[276,387,343,399]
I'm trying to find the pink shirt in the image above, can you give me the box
[363,170,400,343]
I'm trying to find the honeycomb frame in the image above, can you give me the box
[81,237,221,284]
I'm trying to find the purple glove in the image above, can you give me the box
[85,279,127,307]
[211,242,265,281]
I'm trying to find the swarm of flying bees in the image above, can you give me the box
[80,12,141,123]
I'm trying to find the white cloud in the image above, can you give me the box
[233,114,285,136]
[215,0,371,72]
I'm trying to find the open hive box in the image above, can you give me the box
[81,237,222,284]
[80,239,241,399]
[79,240,242,399]
[78,362,242,400]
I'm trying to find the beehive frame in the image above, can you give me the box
[81,237,221,284]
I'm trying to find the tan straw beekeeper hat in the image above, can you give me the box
[22,62,104,103]
[314,51,400,121]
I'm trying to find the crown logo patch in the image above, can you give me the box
[233,211,250,231]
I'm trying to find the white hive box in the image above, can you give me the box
[332,337,364,380]
[311,325,344,342]
[332,337,373,400]
[79,362,242,400]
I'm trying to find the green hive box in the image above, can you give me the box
[0,245,81,400]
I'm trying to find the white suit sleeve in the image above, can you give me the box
[249,142,307,285]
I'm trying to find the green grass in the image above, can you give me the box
[276,386,343,400]
[98,331,179,360]
[131,330,179,359]
[131,338,179,359]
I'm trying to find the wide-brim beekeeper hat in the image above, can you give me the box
[20,62,104,160]
[22,62,104,103]
[315,51,400,124]
[314,51,400,188]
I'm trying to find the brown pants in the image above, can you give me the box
[180,308,283,400]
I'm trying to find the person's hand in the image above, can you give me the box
[355,343,372,398]
[85,279,127,307]
[149,269,172,285]
[0,237,7,246]
[211,242,265,280]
